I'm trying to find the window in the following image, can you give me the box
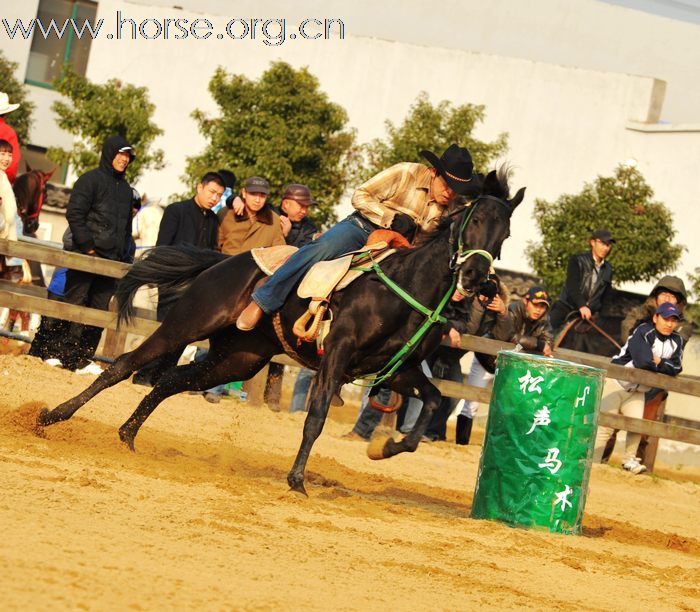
[25,0,97,88]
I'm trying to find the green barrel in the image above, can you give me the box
[471,350,604,535]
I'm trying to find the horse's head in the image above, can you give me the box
[13,164,56,235]
[451,168,524,296]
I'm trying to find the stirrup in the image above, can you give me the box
[292,301,328,343]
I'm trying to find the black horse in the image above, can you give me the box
[38,169,523,494]
[554,311,622,357]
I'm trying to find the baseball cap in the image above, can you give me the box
[525,286,552,306]
[591,228,615,244]
[655,302,681,319]
[243,176,270,195]
[281,183,316,206]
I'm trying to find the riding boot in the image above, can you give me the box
[456,414,473,445]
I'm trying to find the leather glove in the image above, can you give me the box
[390,214,417,240]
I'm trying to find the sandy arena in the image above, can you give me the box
[1,351,698,610]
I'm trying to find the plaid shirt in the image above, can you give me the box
[351,162,448,236]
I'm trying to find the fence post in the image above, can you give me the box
[640,395,667,472]
[102,298,128,359]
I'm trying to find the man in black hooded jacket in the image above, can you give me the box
[58,135,135,373]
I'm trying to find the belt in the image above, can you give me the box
[348,211,380,233]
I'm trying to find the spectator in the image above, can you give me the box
[621,275,692,344]
[132,172,224,387]
[155,172,222,254]
[593,302,684,474]
[0,139,31,281]
[456,284,553,444]
[217,176,285,255]
[236,143,476,331]
[41,136,136,374]
[30,192,141,364]
[270,183,318,412]
[0,93,21,184]
[549,228,614,331]
[277,183,318,247]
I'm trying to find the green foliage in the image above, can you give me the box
[528,164,684,291]
[183,62,359,228]
[0,50,35,143]
[361,92,508,179]
[684,267,700,324]
[47,67,164,182]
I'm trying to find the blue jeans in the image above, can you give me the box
[252,215,372,314]
[289,367,315,413]
[352,387,393,439]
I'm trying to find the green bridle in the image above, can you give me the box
[354,199,496,387]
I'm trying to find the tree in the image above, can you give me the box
[528,163,684,292]
[684,267,700,324]
[47,67,164,182]
[183,62,359,228]
[0,50,35,144]
[361,92,508,180]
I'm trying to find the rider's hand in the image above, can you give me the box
[579,305,592,320]
[231,196,245,216]
[652,355,661,365]
[487,294,507,315]
[542,343,553,357]
[279,215,292,237]
[390,213,417,240]
[448,327,461,348]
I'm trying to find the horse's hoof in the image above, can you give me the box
[36,408,54,427]
[118,428,136,452]
[367,434,391,460]
[287,474,308,497]
[288,483,308,497]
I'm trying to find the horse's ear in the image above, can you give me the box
[47,166,57,180]
[509,187,526,210]
[25,161,33,173]
[482,170,500,195]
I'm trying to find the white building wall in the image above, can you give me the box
[3,0,699,292]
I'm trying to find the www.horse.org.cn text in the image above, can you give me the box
[1,11,347,47]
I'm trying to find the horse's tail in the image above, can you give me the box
[116,245,228,325]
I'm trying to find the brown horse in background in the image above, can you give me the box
[1,164,55,331]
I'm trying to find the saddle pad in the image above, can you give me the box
[335,248,397,291]
[251,245,299,276]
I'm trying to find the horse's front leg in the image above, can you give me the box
[367,365,441,460]
[287,340,353,496]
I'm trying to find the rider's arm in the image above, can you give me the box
[351,163,408,228]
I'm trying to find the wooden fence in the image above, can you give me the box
[2,237,699,469]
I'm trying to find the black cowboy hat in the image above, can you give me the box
[420,144,474,195]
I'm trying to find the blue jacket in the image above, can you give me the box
[612,321,683,390]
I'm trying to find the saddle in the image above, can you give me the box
[294,230,411,344]
[250,230,411,345]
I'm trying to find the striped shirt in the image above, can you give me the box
[351,162,448,236]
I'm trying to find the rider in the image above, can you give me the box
[236,144,476,330]
[548,228,615,332]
